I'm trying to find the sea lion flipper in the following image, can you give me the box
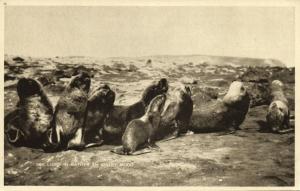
[67,128,85,151]
[130,148,153,155]
[216,127,236,136]
[111,146,156,155]
[111,146,126,155]
[277,128,294,134]
[85,140,104,148]
[146,143,162,152]
[158,135,178,143]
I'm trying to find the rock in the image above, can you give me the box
[146,59,152,65]
[128,64,138,72]
[4,74,16,81]
[237,66,294,107]
[270,67,295,83]
[192,86,219,106]
[180,77,197,84]
[37,75,56,86]
[208,79,229,87]
[12,56,25,63]
[237,67,270,83]
[72,65,94,77]
[246,82,271,107]
[53,69,73,79]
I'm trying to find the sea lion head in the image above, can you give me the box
[174,83,192,98]
[88,84,116,108]
[271,80,284,92]
[6,78,52,147]
[157,78,169,93]
[146,94,167,114]
[67,72,91,93]
[17,78,43,99]
[141,78,169,105]
[146,94,167,129]
[6,80,53,148]
[266,101,288,133]
[223,81,249,107]
[271,80,284,88]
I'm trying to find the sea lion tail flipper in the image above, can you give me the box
[277,128,294,134]
[158,135,178,143]
[110,146,153,155]
[85,140,104,148]
[42,127,61,152]
[146,143,162,152]
[67,128,85,151]
[216,127,236,136]
[110,146,128,155]
[130,148,153,155]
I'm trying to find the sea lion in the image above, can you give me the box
[83,84,116,147]
[102,78,168,144]
[266,80,292,133]
[189,81,250,133]
[44,72,91,151]
[112,94,167,155]
[154,83,193,141]
[5,78,54,148]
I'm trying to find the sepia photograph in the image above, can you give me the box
[2,1,298,188]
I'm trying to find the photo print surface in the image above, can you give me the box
[4,5,295,186]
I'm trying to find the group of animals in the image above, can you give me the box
[4,71,293,155]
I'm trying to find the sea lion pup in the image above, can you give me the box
[5,78,54,148]
[266,80,292,133]
[83,84,116,148]
[154,83,193,141]
[102,78,168,144]
[44,72,91,152]
[189,81,250,133]
[112,94,167,155]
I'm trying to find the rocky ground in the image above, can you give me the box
[4,55,295,186]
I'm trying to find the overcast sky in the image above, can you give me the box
[5,6,294,66]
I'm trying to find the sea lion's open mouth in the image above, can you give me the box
[6,126,24,144]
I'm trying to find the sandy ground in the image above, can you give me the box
[4,55,295,186]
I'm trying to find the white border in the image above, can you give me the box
[1,0,299,190]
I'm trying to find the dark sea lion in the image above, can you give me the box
[112,94,167,155]
[190,81,250,133]
[84,84,115,147]
[5,78,54,148]
[44,72,91,151]
[154,83,193,141]
[102,78,168,144]
[266,80,292,133]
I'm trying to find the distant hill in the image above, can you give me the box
[5,54,287,68]
[136,54,287,68]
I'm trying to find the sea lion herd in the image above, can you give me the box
[5,72,293,155]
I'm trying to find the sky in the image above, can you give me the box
[5,6,295,66]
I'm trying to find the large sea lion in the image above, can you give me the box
[84,84,116,147]
[154,83,193,141]
[44,72,91,151]
[112,94,167,155]
[266,80,292,133]
[101,78,168,144]
[5,78,54,148]
[189,81,250,133]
